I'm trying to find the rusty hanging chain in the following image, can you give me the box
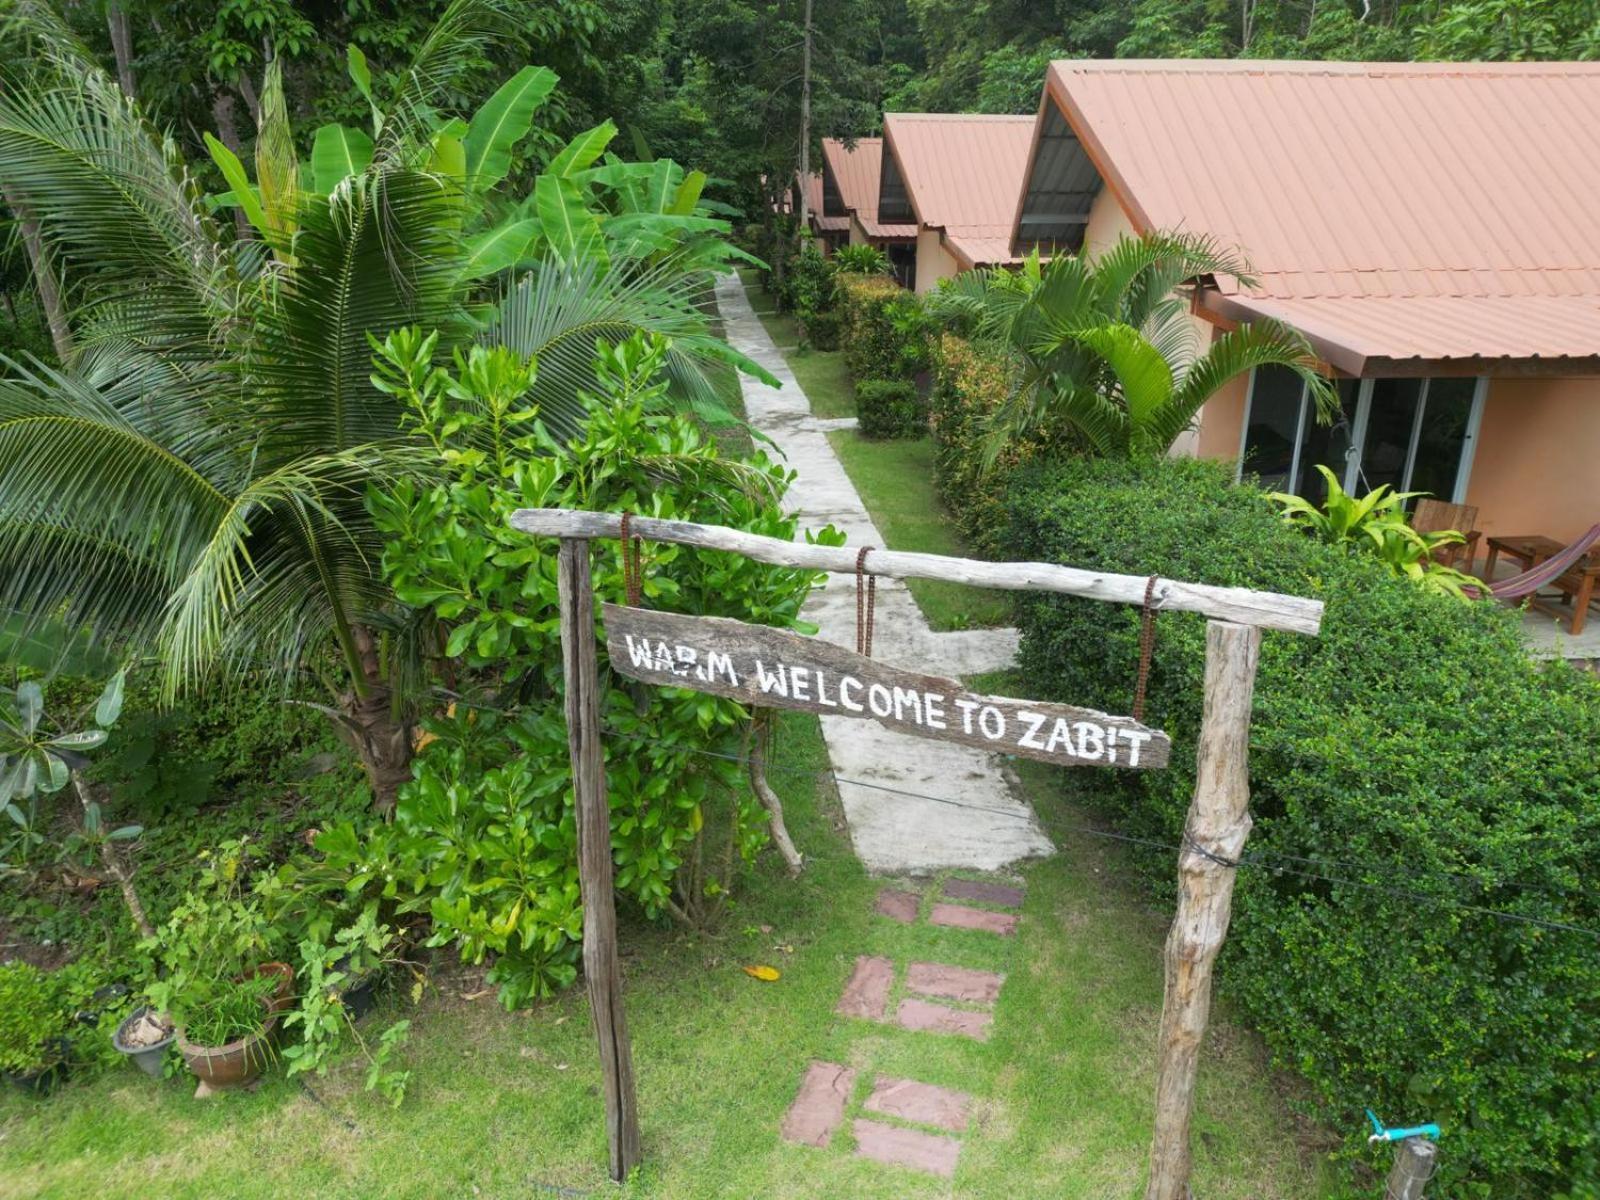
[1132,574,1160,723]
[855,546,877,657]
[619,512,644,608]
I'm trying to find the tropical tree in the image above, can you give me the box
[929,233,1335,462]
[0,0,765,812]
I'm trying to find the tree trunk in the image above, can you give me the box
[748,714,802,874]
[106,4,136,99]
[340,624,414,816]
[72,777,153,939]
[2,187,72,361]
[210,88,255,242]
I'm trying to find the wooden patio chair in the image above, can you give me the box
[1413,499,1481,570]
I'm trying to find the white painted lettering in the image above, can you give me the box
[1120,729,1152,767]
[923,693,946,731]
[954,698,980,734]
[1017,710,1047,750]
[868,683,894,718]
[754,660,788,697]
[1044,717,1073,754]
[1075,722,1105,760]
[706,651,738,687]
[815,670,838,707]
[839,676,864,712]
[892,686,922,724]
[790,666,812,701]
[978,705,1006,741]
[623,635,654,670]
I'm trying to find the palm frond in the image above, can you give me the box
[1156,318,1330,453]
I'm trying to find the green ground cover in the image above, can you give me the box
[827,431,1014,631]
[748,284,856,420]
[0,713,1329,1200]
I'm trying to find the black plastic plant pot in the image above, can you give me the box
[113,1006,176,1078]
[332,956,381,1022]
[6,1039,68,1096]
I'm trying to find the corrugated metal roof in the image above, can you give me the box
[883,113,1037,266]
[1035,59,1600,370]
[797,171,848,233]
[821,138,915,239]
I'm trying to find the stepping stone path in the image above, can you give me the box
[781,876,1027,1179]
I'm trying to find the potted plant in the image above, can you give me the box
[0,962,71,1094]
[169,974,280,1095]
[111,1005,176,1077]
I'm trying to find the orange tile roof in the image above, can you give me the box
[883,114,1037,267]
[820,138,916,239]
[1035,59,1600,372]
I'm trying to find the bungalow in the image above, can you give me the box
[819,137,917,284]
[784,171,849,253]
[878,114,1037,294]
[1011,59,1600,543]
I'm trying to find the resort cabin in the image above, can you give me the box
[1012,59,1600,546]
[819,137,917,285]
[879,113,1037,294]
[785,171,848,253]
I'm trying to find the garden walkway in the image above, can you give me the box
[713,273,1053,875]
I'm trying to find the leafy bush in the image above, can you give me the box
[0,962,68,1074]
[1270,465,1479,598]
[928,333,1079,558]
[363,331,840,1007]
[800,308,842,351]
[781,239,835,319]
[837,273,932,381]
[832,245,889,275]
[855,378,922,440]
[1003,455,1600,1198]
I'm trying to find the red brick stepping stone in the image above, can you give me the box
[928,902,1018,936]
[836,955,894,1020]
[781,1061,856,1147]
[943,878,1025,909]
[906,961,1005,1006]
[863,1075,972,1133]
[874,887,919,924]
[896,997,993,1041]
[852,1118,961,1177]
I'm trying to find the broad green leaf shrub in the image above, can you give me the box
[780,240,835,323]
[831,244,889,275]
[360,332,841,1007]
[0,962,68,1075]
[1002,455,1600,1198]
[927,333,1080,558]
[836,273,932,382]
[855,378,922,439]
[799,308,842,351]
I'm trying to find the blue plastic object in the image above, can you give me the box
[1366,1109,1441,1144]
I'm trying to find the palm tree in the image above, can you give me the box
[929,233,1335,462]
[0,1,766,812]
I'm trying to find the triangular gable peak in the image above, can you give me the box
[876,140,916,227]
[1011,101,1106,255]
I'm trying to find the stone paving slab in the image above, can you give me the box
[906,961,1005,1006]
[873,887,920,924]
[863,1076,973,1133]
[943,878,1026,909]
[781,1061,857,1148]
[852,1118,962,1177]
[836,955,894,1020]
[896,997,994,1041]
[714,273,1053,874]
[929,902,1019,936]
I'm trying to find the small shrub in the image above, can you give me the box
[0,962,68,1075]
[855,378,922,439]
[837,273,932,381]
[1003,455,1600,1198]
[832,244,888,274]
[800,308,842,351]
[782,240,835,318]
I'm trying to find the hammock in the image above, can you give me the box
[1468,524,1600,601]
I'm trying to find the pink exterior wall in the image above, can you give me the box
[849,214,869,246]
[1194,372,1251,461]
[915,228,960,294]
[1465,376,1600,543]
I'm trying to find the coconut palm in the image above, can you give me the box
[929,233,1335,462]
[0,1,766,811]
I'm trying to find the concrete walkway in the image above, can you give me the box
[714,273,1053,874]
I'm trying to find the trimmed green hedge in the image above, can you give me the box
[836,273,932,381]
[855,378,922,439]
[1002,456,1600,1198]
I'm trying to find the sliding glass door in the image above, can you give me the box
[1238,367,1486,505]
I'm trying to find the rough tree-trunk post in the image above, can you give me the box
[557,538,642,1182]
[1384,1138,1438,1200]
[1146,619,1262,1200]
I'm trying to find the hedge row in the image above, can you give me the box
[1001,456,1600,1198]
[836,273,932,384]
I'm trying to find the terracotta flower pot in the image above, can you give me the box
[176,1012,278,1092]
[241,962,296,1015]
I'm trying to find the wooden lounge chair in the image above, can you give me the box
[1413,499,1480,571]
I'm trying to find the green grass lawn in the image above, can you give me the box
[827,430,1014,631]
[0,713,1331,1200]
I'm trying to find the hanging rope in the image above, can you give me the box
[855,546,877,657]
[619,512,644,608]
[1132,574,1160,723]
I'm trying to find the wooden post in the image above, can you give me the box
[1384,1138,1438,1200]
[557,538,642,1182]
[1146,620,1262,1200]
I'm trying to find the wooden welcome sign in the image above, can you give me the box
[603,603,1170,769]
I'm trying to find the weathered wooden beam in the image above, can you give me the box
[1146,620,1261,1200]
[557,539,642,1182]
[1384,1138,1439,1200]
[510,509,1322,635]
[605,603,1170,769]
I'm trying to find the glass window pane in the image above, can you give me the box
[1358,378,1424,494]
[1294,378,1361,504]
[1241,365,1304,491]
[1410,378,1477,502]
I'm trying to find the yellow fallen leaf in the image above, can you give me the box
[742,964,781,982]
